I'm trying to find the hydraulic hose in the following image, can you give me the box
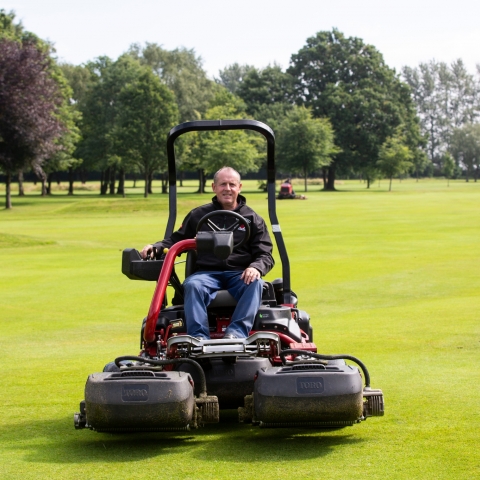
[114,355,208,396]
[280,349,371,388]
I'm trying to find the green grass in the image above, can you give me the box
[1,179,479,479]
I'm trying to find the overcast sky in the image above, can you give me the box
[3,0,479,78]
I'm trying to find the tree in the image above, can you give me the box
[442,152,455,186]
[449,123,480,182]
[77,55,144,194]
[188,87,262,192]
[0,35,68,207]
[114,68,178,197]
[288,29,421,190]
[376,135,413,191]
[402,60,479,169]
[237,65,295,119]
[0,8,36,43]
[276,106,338,191]
[35,62,81,196]
[59,62,93,106]
[216,63,254,95]
[59,63,93,194]
[362,164,382,189]
[402,62,449,165]
[1,10,80,200]
[131,43,215,123]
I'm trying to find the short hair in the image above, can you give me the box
[213,166,241,185]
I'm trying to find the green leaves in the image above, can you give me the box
[289,29,420,188]
[277,106,339,191]
[403,59,478,168]
[0,11,77,205]
[377,134,414,191]
[449,123,480,181]
[114,68,179,196]
[133,43,215,123]
[190,88,261,177]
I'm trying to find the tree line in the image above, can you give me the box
[1,11,480,208]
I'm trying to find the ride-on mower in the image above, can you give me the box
[277,180,306,200]
[74,120,384,432]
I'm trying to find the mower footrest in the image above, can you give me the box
[167,333,280,358]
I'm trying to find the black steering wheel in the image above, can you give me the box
[196,210,251,249]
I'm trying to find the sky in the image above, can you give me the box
[3,0,479,78]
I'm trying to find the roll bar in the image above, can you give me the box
[165,120,293,304]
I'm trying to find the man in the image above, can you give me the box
[141,166,274,340]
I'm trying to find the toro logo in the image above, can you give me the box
[122,384,149,402]
[238,225,246,231]
[296,377,324,394]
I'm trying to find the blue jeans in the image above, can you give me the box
[183,270,264,339]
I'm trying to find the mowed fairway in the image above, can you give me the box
[0,179,479,479]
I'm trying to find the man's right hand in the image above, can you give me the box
[140,244,155,259]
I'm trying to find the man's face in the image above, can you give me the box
[212,169,242,210]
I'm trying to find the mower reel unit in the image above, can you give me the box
[74,120,384,432]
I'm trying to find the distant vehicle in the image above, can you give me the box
[278,180,306,199]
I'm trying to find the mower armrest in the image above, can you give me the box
[121,248,163,281]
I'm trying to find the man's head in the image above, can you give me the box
[212,167,242,210]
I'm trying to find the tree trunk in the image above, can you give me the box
[196,169,209,194]
[36,169,48,196]
[100,170,105,194]
[46,173,53,195]
[18,170,25,196]
[366,177,371,189]
[41,177,47,196]
[161,171,168,194]
[117,168,125,197]
[34,167,47,195]
[109,166,116,195]
[389,177,393,191]
[68,167,74,195]
[148,171,153,194]
[323,165,336,191]
[100,168,109,195]
[180,170,184,187]
[144,171,149,198]
[5,172,12,209]
[304,166,308,192]
[203,171,208,192]
[322,168,327,188]
[132,174,137,188]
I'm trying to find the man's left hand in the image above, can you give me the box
[241,267,261,285]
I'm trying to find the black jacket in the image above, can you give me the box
[153,194,274,276]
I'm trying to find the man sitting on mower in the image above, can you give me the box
[141,166,274,340]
